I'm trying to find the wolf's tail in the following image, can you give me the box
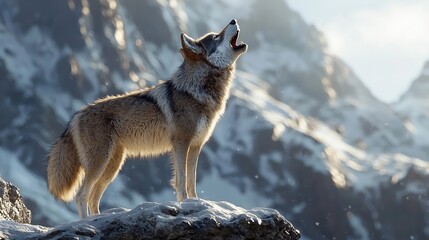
[47,125,84,202]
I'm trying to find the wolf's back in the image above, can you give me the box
[47,125,83,202]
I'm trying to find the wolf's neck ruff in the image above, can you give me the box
[172,61,235,108]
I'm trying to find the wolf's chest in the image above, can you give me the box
[191,116,215,145]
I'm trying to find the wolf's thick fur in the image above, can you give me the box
[47,19,247,218]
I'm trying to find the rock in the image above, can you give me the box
[0,177,31,224]
[0,199,300,240]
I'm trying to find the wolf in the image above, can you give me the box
[47,19,247,218]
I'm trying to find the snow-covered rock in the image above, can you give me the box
[0,199,300,240]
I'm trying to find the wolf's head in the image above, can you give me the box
[180,19,248,69]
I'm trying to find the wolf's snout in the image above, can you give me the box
[229,19,237,25]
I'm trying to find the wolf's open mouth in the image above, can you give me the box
[230,30,246,50]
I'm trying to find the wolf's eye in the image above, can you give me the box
[214,35,219,40]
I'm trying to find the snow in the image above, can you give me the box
[143,42,181,79]
[348,212,370,240]
[21,26,63,82]
[259,152,287,185]
[97,198,282,229]
[0,221,48,239]
[11,105,29,127]
[0,26,37,92]
[393,85,429,148]
[155,0,186,37]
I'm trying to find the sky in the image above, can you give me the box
[287,0,429,103]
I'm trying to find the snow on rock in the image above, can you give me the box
[0,177,31,224]
[0,199,300,240]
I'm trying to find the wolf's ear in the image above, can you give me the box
[180,33,203,57]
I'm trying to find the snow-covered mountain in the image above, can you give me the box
[0,0,428,239]
[394,61,429,153]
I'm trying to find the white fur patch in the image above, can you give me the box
[206,24,238,69]
[207,47,234,69]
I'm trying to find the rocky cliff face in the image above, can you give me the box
[0,0,428,239]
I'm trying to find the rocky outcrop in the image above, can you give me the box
[0,177,31,224]
[0,199,300,240]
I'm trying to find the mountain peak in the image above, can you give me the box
[398,60,429,101]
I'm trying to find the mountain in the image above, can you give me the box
[0,0,428,239]
[394,61,429,152]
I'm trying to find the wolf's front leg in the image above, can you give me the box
[186,145,202,198]
[171,142,190,201]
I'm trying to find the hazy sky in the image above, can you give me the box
[287,0,429,103]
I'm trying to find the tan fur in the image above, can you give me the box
[47,128,84,202]
[46,19,247,218]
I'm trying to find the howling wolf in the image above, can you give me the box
[47,19,247,218]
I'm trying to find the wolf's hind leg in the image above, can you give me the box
[76,170,105,218]
[89,144,125,215]
[75,139,113,218]
[186,145,202,198]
